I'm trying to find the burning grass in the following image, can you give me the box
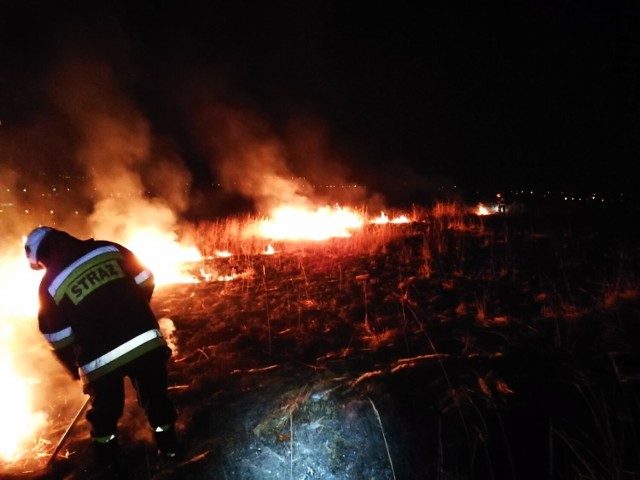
[4,201,640,479]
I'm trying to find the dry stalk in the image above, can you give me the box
[398,290,411,356]
[363,279,369,327]
[405,302,470,439]
[367,396,396,480]
[437,416,443,480]
[548,419,553,479]
[262,264,272,355]
[298,256,309,288]
[355,274,369,327]
[551,426,599,478]
[289,410,293,480]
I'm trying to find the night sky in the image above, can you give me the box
[1,1,639,211]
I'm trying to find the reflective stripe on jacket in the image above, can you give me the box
[37,237,164,382]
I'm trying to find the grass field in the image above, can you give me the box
[9,199,640,479]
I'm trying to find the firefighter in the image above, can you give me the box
[24,226,179,472]
[496,192,507,213]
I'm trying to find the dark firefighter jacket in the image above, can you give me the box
[37,235,167,384]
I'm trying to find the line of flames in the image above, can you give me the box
[0,205,412,469]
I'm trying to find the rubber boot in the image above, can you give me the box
[154,424,180,463]
[91,435,120,473]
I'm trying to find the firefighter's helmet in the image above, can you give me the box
[24,226,54,270]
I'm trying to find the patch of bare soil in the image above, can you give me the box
[12,205,640,479]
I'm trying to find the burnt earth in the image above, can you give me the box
[11,204,640,479]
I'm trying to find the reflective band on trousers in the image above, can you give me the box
[80,329,162,377]
[93,434,116,444]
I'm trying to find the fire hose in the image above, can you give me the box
[47,396,91,466]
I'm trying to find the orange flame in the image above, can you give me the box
[476,203,492,216]
[0,228,204,467]
[371,212,411,225]
[257,205,364,240]
[0,250,47,463]
[123,227,203,286]
[0,202,416,465]
[263,244,276,255]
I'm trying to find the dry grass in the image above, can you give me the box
[167,201,640,478]
[11,200,640,479]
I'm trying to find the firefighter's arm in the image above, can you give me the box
[39,325,79,380]
[53,345,80,380]
[135,267,155,302]
[39,296,79,380]
[119,245,155,302]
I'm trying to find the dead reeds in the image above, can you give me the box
[169,199,640,478]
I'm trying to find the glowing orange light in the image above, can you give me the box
[390,215,410,224]
[123,227,203,286]
[257,205,364,241]
[263,244,276,255]
[0,249,47,463]
[371,212,389,224]
[0,225,204,467]
[371,212,410,225]
[476,203,491,216]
